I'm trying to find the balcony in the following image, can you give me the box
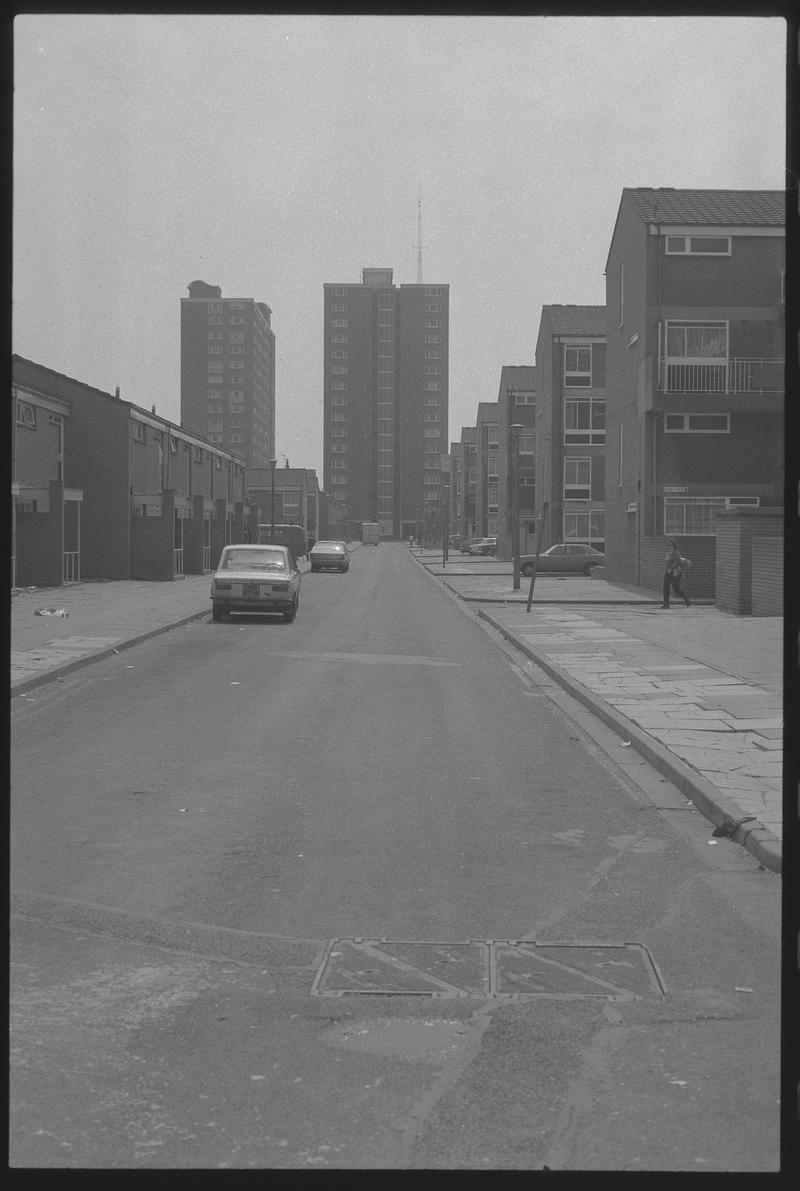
[658,357,783,395]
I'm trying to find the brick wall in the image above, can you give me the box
[751,537,783,616]
[715,507,784,614]
[15,480,64,587]
[131,490,176,580]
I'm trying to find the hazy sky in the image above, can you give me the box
[13,14,786,475]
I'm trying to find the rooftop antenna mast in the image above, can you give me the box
[416,184,423,284]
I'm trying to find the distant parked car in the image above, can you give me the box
[210,544,301,622]
[310,540,349,573]
[467,537,497,556]
[447,534,463,549]
[520,543,605,577]
[460,538,484,554]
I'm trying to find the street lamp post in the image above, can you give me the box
[510,424,523,590]
[268,458,277,542]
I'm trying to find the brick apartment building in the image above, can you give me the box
[12,356,247,584]
[603,188,784,599]
[180,280,276,468]
[534,307,607,552]
[495,365,537,559]
[323,268,449,541]
[453,426,478,540]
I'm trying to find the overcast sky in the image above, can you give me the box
[13,14,786,475]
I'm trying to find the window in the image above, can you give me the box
[331,474,347,484]
[333,426,347,436]
[207,360,223,372]
[665,495,760,535]
[208,330,223,340]
[332,444,347,453]
[333,382,347,391]
[426,287,440,296]
[208,389,223,399]
[564,345,592,387]
[665,235,731,256]
[564,510,604,546]
[425,381,440,390]
[229,433,243,443]
[334,287,345,295]
[332,395,347,406]
[425,319,440,328]
[424,429,440,438]
[229,332,244,343]
[333,459,347,469]
[333,365,347,374]
[332,319,348,327]
[565,399,605,444]
[229,344,244,354]
[425,335,441,344]
[665,413,730,433]
[229,360,244,369]
[488,485,499,511]
[229,302,244,311]
[169,437,178,453]
[193,446,203,462]
[333,303,348,311]
[425,366,440,374]
[425,351,440,359]
[425,303,441,312]
[207,418,222,431]
[228,390,245,400]
[514,391,535,405]
[662,321,728,392]
[518,435,534,455]
[424,411,440,422]
[229,403,244,414]
[214,455,222,468]
[208,316,223,325]
[133,422,146,442]
[564,458,591,499]
[333,412,347,422]
[229,418,242,428]
[333,335,347,344]
[208,344,222,354]
[229,315,245,325]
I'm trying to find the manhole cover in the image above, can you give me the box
[312,939,664,1000]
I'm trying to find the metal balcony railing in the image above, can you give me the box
[202,544,211,571]
[658,357,784,395]
[173,548,184,576]
[63,552,80,583]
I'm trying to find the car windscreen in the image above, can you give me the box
[314,543,344,551]
[222,550,287,572]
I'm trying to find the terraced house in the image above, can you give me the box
[603,188,784,605]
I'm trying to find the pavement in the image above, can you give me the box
[10,545,782,875]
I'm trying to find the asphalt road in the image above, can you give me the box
[10,544,781,1170]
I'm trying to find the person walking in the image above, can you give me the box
[661,538,691,608]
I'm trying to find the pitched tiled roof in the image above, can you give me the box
[499,365,536,388]
[623,188,784,226]
[542,305,606,337]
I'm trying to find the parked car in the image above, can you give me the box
[520,543,605,577]
[467,537,497,556]
[310,540,349,573]
[459,538,484,554]
[447,534,463,549]
[210,544,301,622]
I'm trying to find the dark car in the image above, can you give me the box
[309,540,349,573]
[467,536,497,556]
[460,538,484,554]
[520,543,605,577]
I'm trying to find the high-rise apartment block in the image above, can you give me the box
[181,280,275,467]
[323,268,449,539]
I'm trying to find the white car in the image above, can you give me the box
[310,540,350,573]
[210,544,301,623]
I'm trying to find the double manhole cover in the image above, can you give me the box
[312,939,664,1001]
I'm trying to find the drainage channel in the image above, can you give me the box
[311,939,665,1001]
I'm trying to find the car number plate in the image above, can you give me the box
[242,583,260,597]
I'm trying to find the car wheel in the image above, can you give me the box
[521,563,534,577]
[310,565,318,572]
[583,563,598,576]
[212,604,225,622]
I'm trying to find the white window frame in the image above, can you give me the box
[664,413,731,433]
[663,495,759,536]
[665,235,731,256]
[564,345,592,388]
[564,457,591,499]
[564,509,605,546]
[564,398,605,445]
